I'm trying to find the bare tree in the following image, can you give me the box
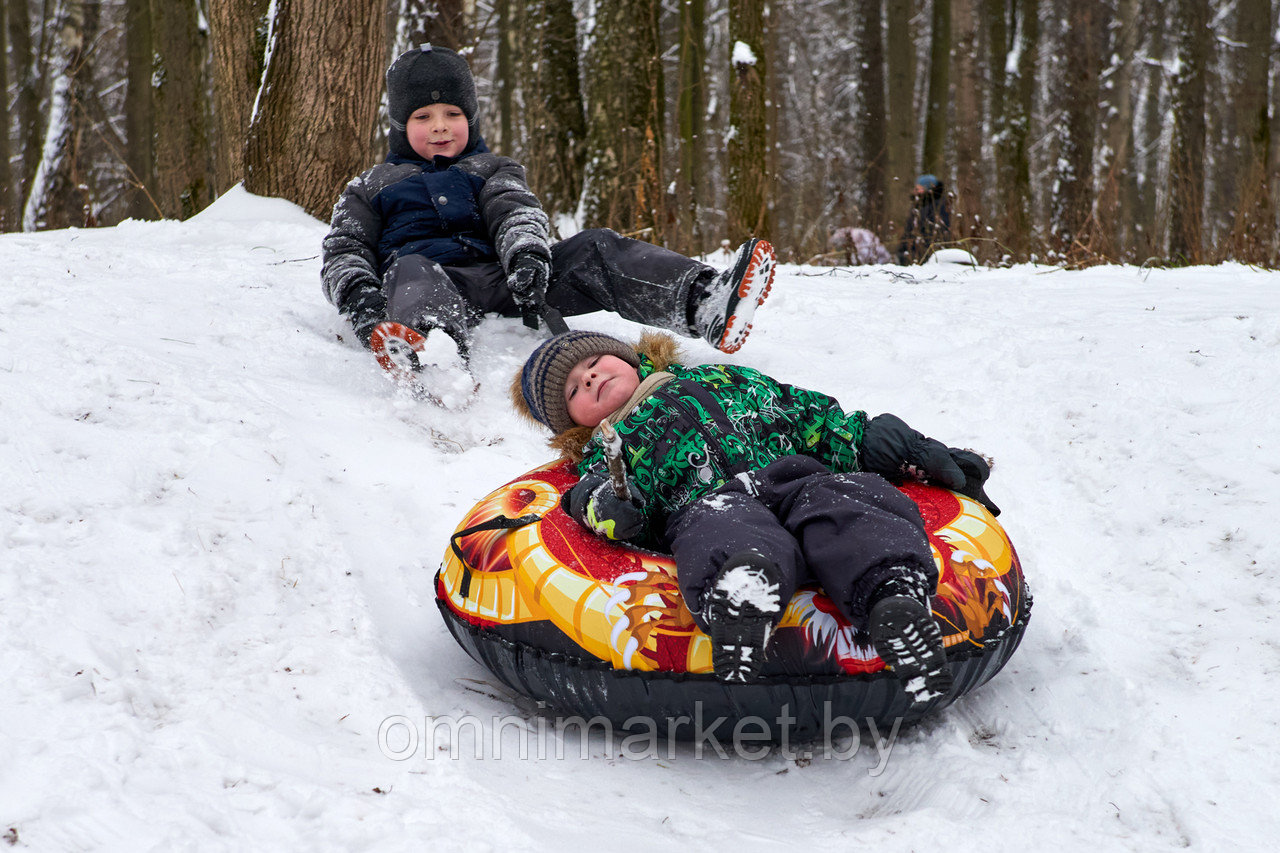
[674,0,707,254]
[857,0,887,234]
[1228,0,1273,263]
[921,0,950,177]
[1094,0,1139,260]
[1048,0,1103,260]
[527,0,586,222]
[1168,0,1208,263]
[952,0,983,247]
[995,0,1037,257]
[243,1,388,220]
[579,0,664,239]
[25,0,96,230]
[208,0,271,194]
[726,0,769,243]
[123,0,156,220]
[885,0,916,236]
[1,0,11,230]
[1132,0,1166,259]
[9,0,41,225]
[153,0,215,219]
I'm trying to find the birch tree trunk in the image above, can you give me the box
[25,0,94,230]
[1133,0,1165,259]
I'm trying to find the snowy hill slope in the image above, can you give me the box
[2,187,1279,851]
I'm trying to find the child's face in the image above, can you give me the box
[405,103,469,160]
[564,354,640,427]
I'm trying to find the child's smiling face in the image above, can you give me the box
[405,103,469,160]
[564,354,641,427]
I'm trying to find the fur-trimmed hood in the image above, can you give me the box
[509,330,686,463]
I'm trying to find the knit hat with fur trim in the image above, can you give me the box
[518,331,641,433]
[386,44,478,158]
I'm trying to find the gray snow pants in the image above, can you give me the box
[383,228,714,344]
[662,455,936,634]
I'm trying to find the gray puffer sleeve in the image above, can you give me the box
[462,155,552,270]
[321,168,386,308]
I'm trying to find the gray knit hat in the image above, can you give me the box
[519,331,641,433]
[386,44,478,158]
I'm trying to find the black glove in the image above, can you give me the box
[946,448,1000,516]
[564,473,646,541]
[860,413,1000,516]
[507,251,551,321]
[339,284,386,349]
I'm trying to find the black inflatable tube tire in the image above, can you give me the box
[435,583,1032,743]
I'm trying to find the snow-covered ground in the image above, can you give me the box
[3,187,1278,851]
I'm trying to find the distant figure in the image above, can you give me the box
[829,226,892,265]
[896,174,951,265]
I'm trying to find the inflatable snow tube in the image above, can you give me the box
[436,461,1030,741]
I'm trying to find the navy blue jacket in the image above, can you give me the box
[321,136,551,310]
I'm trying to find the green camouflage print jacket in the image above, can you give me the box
[577,356,868,541]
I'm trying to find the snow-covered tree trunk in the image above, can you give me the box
[1132,0,1166,259]
[579,0,664,239]
[208,0,270,194]
[525,0,585,227]
[24,0,95,231]
[1094,0,1138,260]
[242,0,387,220]
[996,0,1038,257]
[1168,0,1208,263]
[726,0,769,244]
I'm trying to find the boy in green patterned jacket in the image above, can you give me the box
[512,330,999,709]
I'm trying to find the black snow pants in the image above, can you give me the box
[383,228,715,344]
[662,455,936,634]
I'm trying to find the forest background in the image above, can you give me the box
[1,0,1276,267]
